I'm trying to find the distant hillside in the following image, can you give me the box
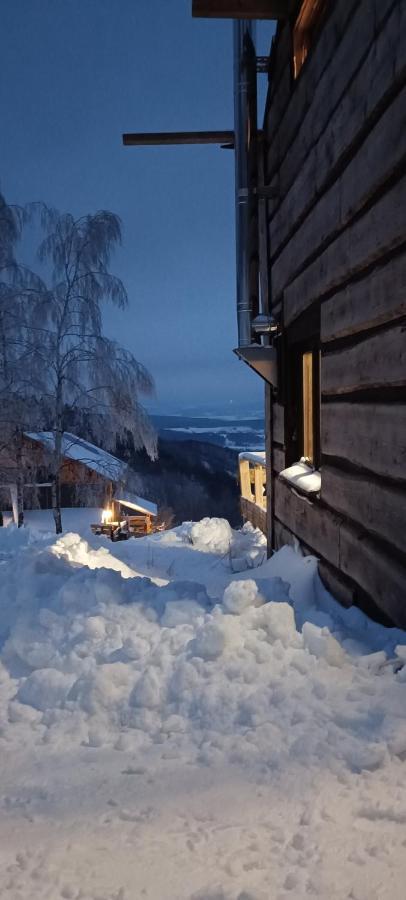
[151,413,264,452]
[121,438,241,527]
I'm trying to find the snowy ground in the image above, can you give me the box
[0,510,406,900]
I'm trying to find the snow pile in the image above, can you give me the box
[180,517,267,570]
[1,524,405,778]
[189,517,233,553]
[1,515,406,899]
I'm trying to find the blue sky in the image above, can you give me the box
[1,0,275,412]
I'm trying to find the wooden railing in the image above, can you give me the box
[238,451,267,534]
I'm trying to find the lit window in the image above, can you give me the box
[293,0,326,79]
[301,349,320,466]
[302,350,314,462]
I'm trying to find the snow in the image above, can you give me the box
[238,450,266,465]
[279,459,321,494]
[25,431,127,481]
[0,512,405,899]
[114,490,158,517]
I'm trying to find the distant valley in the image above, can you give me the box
[151,413,265,452]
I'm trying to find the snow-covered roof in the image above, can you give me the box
[25,431,127,482]
[114,490,157,517]
[238,450,266,465]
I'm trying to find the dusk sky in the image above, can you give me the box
[1,0,275,413]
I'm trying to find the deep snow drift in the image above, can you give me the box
[0,512,405,900]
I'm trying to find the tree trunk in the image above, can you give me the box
[52,476,62,534]
[17,476,24,527]
[15,432,24,527]
[52,380,63,535]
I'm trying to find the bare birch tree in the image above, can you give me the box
[29,208,156,534]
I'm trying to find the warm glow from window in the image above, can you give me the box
[293,0,326,78]
[302,351,314,463]
[101,507,113,524]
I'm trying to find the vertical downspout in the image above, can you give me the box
[233,20,257,349]
[258,132,275,556]
[234,21,275,551]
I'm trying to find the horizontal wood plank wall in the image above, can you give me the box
[273,86,406,298]
[321,465,406,557]
[322,324,406,395]
[322,403,406,482]
[265,0,406,625]
[284,175,406,325]
[269,3,404,260]
[321,253,406,342]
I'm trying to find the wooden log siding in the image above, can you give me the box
[272,87,406,303]
[339,523,406,628]
[322,403,406,482]
[321,465,406,558]
[274,477,342,569]
[322,324,406,396]
[270,80,406,275]
[274,516,357,609]
[268,1,404,250]
[263,0,406,624]
[284,174,406,326]
[266,0,376,182]
[321,252,406,343]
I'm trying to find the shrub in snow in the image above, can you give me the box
[17,668,76,711]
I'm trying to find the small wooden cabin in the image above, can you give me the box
[1,431,127,520]
[91,491,158,539]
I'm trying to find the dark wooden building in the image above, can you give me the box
[260,0,406,627]
[125,0,405,626]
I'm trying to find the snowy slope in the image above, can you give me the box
[0,514,405,900]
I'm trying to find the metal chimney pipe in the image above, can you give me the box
[233,19,257,348]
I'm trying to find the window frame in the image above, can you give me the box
[301,345,320,467]
[284,308,321,471]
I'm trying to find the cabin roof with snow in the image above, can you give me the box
[25,432,127,483]
[114,490,158,517]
